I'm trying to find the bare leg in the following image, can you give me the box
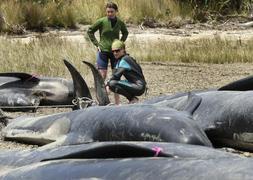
[100,68,121,105]
[106,85,111,94]
[100,69,118,104]
[109,68,121,104]
[99,69,107,80]
[99,69,109,93]
[114,93,120,105]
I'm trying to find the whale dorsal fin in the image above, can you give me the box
[0,72,39,82]
[63,59,92,107]
[41,143,172,161]
[183,92,202,115]
[83,61,110,106]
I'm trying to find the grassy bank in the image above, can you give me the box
[0,0,252,33]
[130,36,253,64]
[0,36,95,76]
[1,36,253,76]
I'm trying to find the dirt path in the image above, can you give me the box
[4,23,253,44]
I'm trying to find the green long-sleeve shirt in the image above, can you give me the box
[87,17,128,52]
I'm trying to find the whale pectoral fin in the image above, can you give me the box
[0,72,40,82]
[183,92,202,115]
[45,116,71,139]
[82,61,110,106]
[63,59,93,109]
[39,136,68,149]
[219,75,253,91]
[37,135,75,150]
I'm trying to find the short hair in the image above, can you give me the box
[105,2,118,11]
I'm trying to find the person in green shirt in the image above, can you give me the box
[87,2,128,104]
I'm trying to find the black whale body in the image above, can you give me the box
[1,155,253,180]
[0,141,237,172]
[2,100,212,148]
[145,90,253,151]
[0,59,92,111]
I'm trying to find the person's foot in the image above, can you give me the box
[128,97,139,104]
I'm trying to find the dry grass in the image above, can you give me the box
[0,35,253,76]
[127,36,253,63]
[0,1,25,33]
[0,36,95,76]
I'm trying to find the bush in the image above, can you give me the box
[0,0,252,33]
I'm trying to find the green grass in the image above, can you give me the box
[0,36,253,77]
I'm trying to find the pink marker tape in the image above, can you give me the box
[152,146,163,157]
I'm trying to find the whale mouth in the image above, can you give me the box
[41,144,174,161]
[209,137,253,152]
[4,136,54,146]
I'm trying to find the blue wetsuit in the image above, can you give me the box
[108,54,146,101]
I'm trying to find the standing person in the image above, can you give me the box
[87,2,128,104]
[107,40,146,104]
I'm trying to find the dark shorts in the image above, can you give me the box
[96,51,116,70]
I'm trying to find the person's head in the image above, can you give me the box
[105,2,118,19]
[111,39,126,59]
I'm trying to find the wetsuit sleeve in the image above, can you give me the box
[87,19,102,47]
[110,59,130,80]
[110,68,125,80]
[120,22,128,42]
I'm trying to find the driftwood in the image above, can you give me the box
[240,21,253,27]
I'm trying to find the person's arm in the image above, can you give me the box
[87,19,102,47]
[105,68,124,88]
[120,22,128,42]
[110,68,125,81]
[110,59,130,81]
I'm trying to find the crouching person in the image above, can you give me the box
[107,40,146,104]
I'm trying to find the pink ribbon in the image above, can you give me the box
[152,146,163,157]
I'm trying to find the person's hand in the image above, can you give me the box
[97,46,101,52]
